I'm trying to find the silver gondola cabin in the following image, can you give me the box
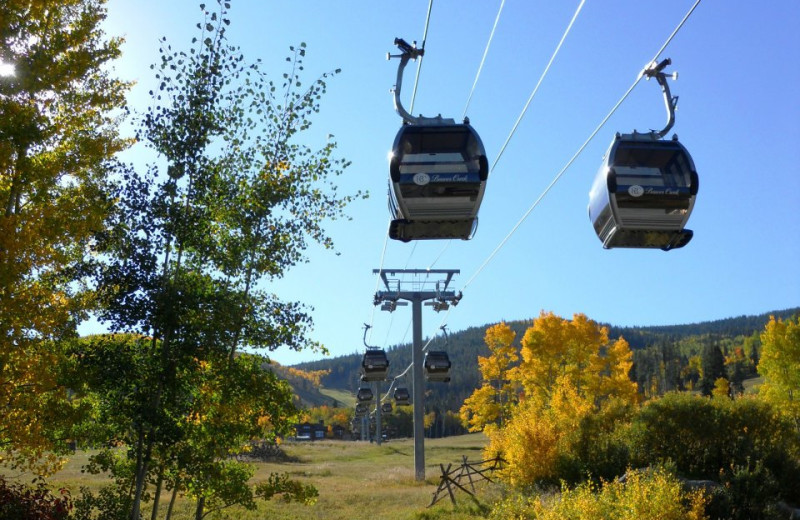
[588,133,698,250]
[361,348,389,382]
[356,387,374,403]
[393,387,411,406]
[423,350,451,383]
[588,58,698,251]
[389,123,489,241]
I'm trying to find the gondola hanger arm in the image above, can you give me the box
[388,38,455,126]
[363,323,379,350]
[642,58,679,139]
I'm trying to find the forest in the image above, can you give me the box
[294,307,800,424]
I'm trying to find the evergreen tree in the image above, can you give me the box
[750,343,760,369]
[700,344,726,396]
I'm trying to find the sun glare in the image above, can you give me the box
[0,60,15,77]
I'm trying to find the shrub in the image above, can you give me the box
[70,485,135,520]
[629,392,722,477]
[554,398,633,485]
[489,466,707,520]
[628,392,800,505]
[630,394,797,472]
[0,477,71,520]
[705,461,783,520]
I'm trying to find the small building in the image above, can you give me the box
[294,420,327,441]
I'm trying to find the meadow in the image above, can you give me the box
[43,433,498,520]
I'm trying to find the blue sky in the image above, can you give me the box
[97,0,800,365]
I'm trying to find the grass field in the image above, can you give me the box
[743,375,763,394]
[39,433,497,520]
[318,387,355,407]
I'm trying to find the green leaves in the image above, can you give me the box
[81,1,361,516]
[255,472,319,505]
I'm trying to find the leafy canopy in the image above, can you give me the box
[0,0,129,473]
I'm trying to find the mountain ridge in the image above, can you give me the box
[287,306,799,412]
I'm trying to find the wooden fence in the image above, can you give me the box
[429,455,506,507]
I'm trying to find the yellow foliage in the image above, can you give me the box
[489,375,595,486]
[712,377,731,399]
[513,312,606,400]
[510,312,638,408]
[522,467,708,520]
[424,411,436,429]
[461,384,502,432]
[758,315,800,430]
[480,312,639,486]
[460,322,519,432]
[489,401,560,486]
[0,340,70,474]
[479,322,518,381]
[1,0,129,472]
[286,367,331,386]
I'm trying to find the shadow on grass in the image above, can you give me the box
[384,445,412,457]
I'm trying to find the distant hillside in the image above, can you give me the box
[266,363,342,409]
[290,307,799,414]
[606,307,800,349]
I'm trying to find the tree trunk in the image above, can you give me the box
[194,495,206,520]
[4,146,26,218]
[164,480,179,520]
[150,464,164,520]
[130,431,153,520]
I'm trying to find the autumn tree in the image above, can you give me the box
[712,377,731,399]
[64,334,317,519]
[511,312,638,406]
[486,312,639,486]
[300,405,353,433]
[682,354,702,391]
[83,1,361,518]
[0,0,128,472]
[460,322,519,433]
[758,315,800,432]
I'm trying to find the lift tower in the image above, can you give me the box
[373,268,461,481]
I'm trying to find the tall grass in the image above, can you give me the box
[36,433,492,520]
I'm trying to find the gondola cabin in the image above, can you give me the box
[381,402,393,414]
[361,348,389,382]
[355,403,368,417]
[388,123,489,241]
[356,387,374,403]
[393,387,411,406]
[588,133,698,250]
[423,350,451,383]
